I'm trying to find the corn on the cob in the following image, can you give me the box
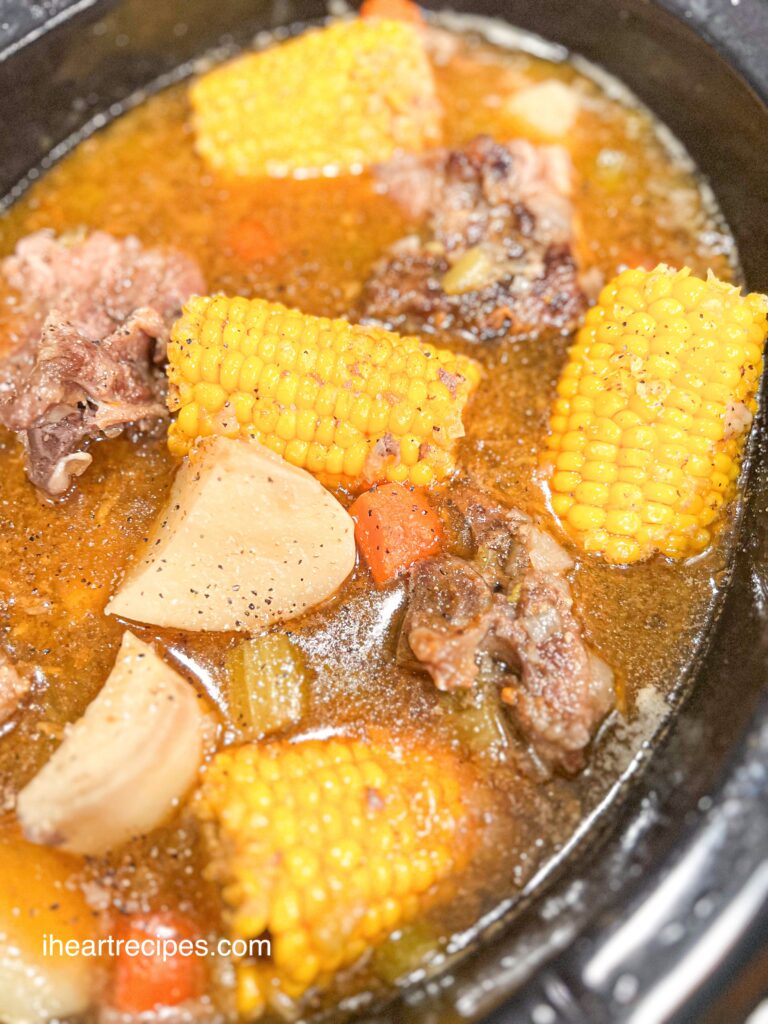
[541,265,767,563]
[193,735,476,1017]
[167,295,481,487]
[190,19,442,179]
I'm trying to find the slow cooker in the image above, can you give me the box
[0,1,765,1020]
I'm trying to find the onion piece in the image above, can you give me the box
[0,650,29,725]
[441,245,498,295]
[17,632,212,856]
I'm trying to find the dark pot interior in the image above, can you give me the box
[0,1,766,1021]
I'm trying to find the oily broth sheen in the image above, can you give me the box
[0,20,735,1017]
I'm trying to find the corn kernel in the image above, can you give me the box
[550,493,574,517]
[194,381,227,413]
[574,482,610,507]
[568,504,606,531]
[176,401,200,438]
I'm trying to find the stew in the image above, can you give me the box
[0,8,763,1023]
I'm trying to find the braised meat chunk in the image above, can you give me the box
[359,135,587,341]
[0,230,204,495]
[406,555,494,691]
[401,486,614,771]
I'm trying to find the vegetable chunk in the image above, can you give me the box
[166,295,481,487]
[542,265,768,563]
[193,735,478,1017]
[106,436,356,631]
[506,80,580,140]
[109,912,206,1014]
[190,18,441,179]
[360,0,425,25]
[349,482,442,586]
[225,633,310,739]
[17,632,209,855]
[0,836,95,1024]
[0,650,29,725]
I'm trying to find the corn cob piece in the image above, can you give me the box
[190,19,442,179]
[193,735,477,1017]
[167,295,481,487]
[541,265,767,563]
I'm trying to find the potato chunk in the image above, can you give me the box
[0,836,94,1022]
[106,437,356,632]
[17,632,208,855]
[506,80,580,140]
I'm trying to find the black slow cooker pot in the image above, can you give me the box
[0,1,766,1021]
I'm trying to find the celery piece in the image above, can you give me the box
[225,634,309,739]
[372,921,441,985]
[442,684,511,762]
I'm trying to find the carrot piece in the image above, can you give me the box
[226,218,280,263]
[110,911,205,1013]
[349,482,441,587]
[615,249,656,272]
[360,0,424,26]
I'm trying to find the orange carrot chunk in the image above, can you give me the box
[110,911,206,1013]
[360,0,424,26]
[349,482,442,587]
[226,218,280,263]
[615,248,656,272]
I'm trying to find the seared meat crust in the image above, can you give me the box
[360,135,587,341]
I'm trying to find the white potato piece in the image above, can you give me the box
[105,436,356,632]
[506,80,580,140]
[0,837,94,1023]
[17,632,209,856]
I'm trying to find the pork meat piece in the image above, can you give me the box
[0,231,204,495]
[359,135,587,342]
[401,485,614,771]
